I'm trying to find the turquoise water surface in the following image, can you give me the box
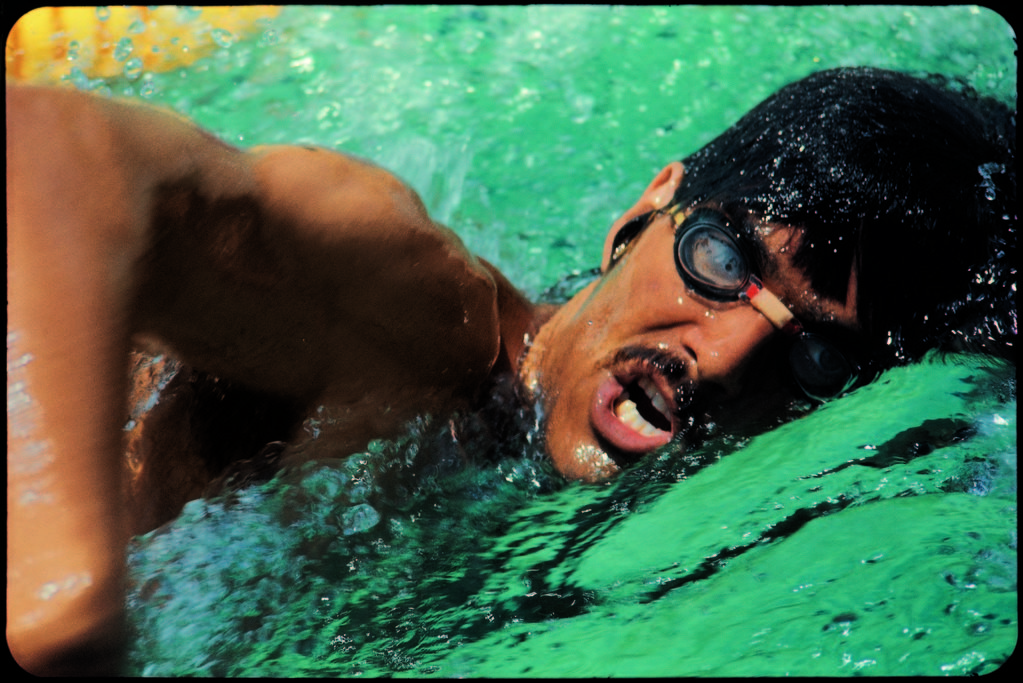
[58,5,1017,676]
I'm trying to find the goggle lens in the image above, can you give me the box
[788,333,857,400]
[676,221,750,297]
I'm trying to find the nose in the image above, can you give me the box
[656,292,779,398]
[687,298,773,394]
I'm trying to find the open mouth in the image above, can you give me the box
[591,371,681,455]
[614,376,673,436]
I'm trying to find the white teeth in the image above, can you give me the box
[615,398,663,437]
[637,377,671,420]
[613,377,673,437]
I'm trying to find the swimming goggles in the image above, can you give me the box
[613,206,859,401]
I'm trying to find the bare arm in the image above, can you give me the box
[134,143,502,401]
[6,84,503,673]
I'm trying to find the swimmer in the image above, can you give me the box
[7,67,1015,673]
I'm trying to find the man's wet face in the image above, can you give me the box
[521,168,860,481]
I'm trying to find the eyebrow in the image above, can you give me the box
[799,319,866,358]
[729,208,781,280]
[728,207,859,330]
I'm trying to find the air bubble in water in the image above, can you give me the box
[139,75,157,99]
[177,7,203,22]
[211,28,235,48]
[341,503,381,535]
[978,162,1003,201]
[259,29,280,47]
[123,57,144,80]
[62,66,90,89]
[114,37,134,62]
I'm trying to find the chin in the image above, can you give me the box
[552,443,621,482]
[545,418,622,482]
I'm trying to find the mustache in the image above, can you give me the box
[610,345,690,385]
[608,345,702,420]
[604,345,720,458]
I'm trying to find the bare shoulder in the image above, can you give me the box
[240,144,505,401]
[249,144,441,247]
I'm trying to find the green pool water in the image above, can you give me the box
[66,5,1017,676]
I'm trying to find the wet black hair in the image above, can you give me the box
[672,67,1016,371]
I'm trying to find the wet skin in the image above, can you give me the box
[522,162,861,481]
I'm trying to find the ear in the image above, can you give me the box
[600,162,685,270]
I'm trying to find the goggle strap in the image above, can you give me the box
[668,205,687,226]
[741,277,801,335]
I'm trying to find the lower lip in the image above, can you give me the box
[590,375,674,454]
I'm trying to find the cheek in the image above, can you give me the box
[529,328,618,481]
[531,282,616,382]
